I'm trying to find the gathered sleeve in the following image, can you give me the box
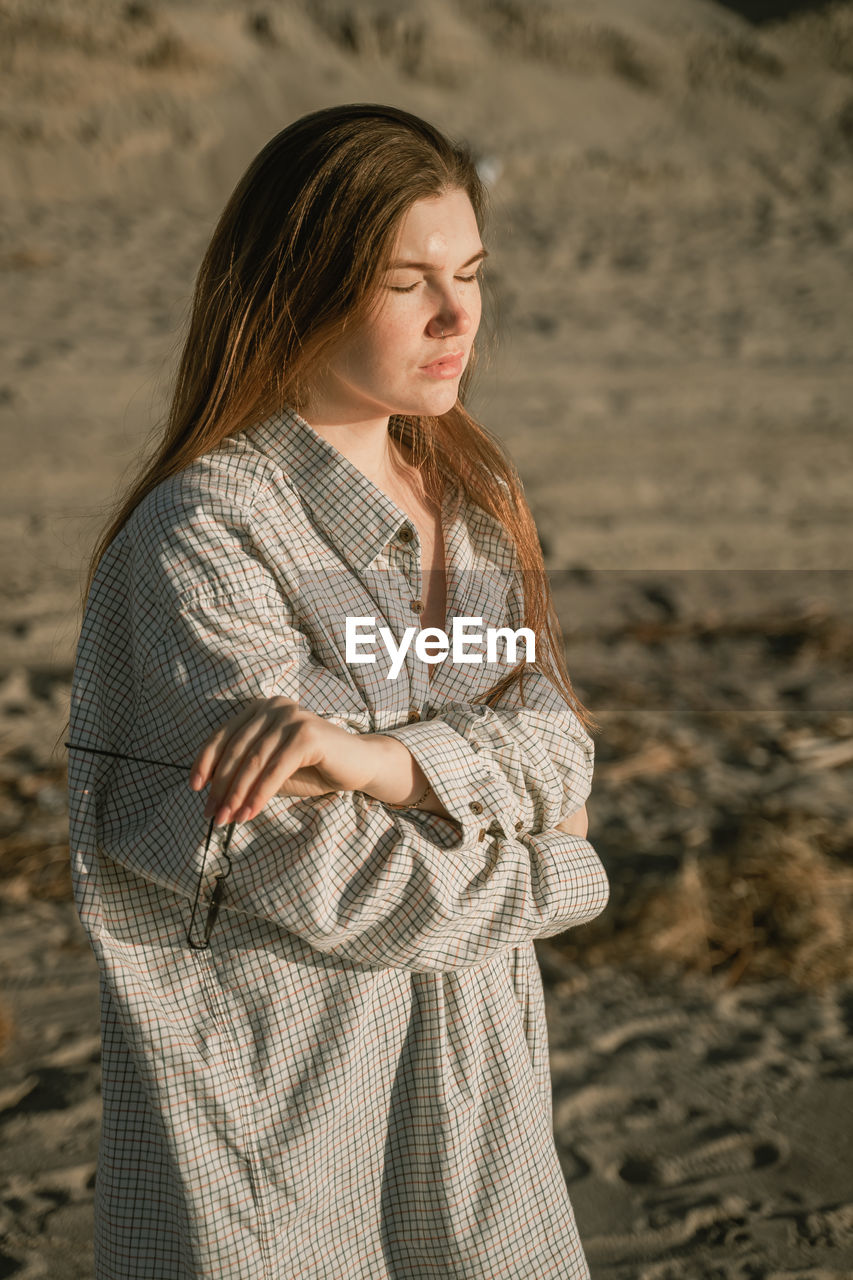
[382,552,594,841]
[89,492,608,972]
[381,670,593,841]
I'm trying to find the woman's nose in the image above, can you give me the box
[429,298,473,338]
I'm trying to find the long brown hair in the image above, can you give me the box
[83,103,598,735]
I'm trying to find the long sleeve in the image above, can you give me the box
[95,587,607,972]
[75,474,605,972]
[382,668,593,840]
[382,548,594,839]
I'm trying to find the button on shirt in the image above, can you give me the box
[67,404,610,1280]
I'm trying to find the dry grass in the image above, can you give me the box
[0,999,14,1058]
[0,761,72,904]
[637,827,853,990]
[0,838,73,903]
[555,817,853,992]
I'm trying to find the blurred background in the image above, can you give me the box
[1,1,852,1276]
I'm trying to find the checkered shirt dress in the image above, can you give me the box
[67,404,610,1279]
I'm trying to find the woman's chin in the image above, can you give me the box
[409,384,460,417]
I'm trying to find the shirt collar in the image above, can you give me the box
[245,404,462,573]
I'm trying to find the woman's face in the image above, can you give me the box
[304,187,485,424]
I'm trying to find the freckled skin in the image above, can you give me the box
[303,188,484,428]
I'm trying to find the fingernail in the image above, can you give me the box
[215,805,231,826]
[203,798,217,819]
[234,805,252,824]
[190,772,203,791]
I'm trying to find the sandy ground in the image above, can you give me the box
[1,0,852,1275]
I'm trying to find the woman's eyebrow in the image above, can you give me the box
[388,248,489,270]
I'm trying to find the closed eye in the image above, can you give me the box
[389,273,481,294]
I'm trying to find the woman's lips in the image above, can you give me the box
[420,351,465,378]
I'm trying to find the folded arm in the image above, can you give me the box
[96,592,606,970]
[382,581,593,848]
[85,492,608,971]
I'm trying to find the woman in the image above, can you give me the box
[68,103,610,1280]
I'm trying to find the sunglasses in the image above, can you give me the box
[66,741,237,950]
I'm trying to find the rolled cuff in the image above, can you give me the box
[380,718,521,852]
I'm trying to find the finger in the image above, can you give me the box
[205,722,275,820]
[209,704,306,808]
[205,704,293,805]
[189,704,259,790]
[190,725,232,791]
[230,741,309,824]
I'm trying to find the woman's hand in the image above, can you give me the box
[189,696,378,826]
[553,804,588,840]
